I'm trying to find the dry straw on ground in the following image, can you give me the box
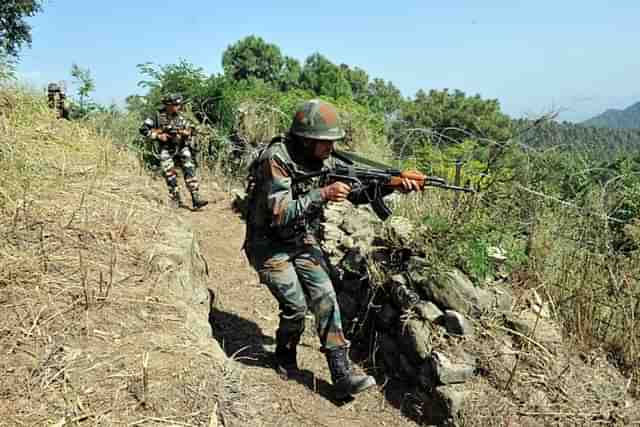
[0,87,252,426]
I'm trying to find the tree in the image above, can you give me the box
[278,56,301,91]
[70,63,95,113]
[299,53,352,99]
[395,88,512,148]
[340,64,369,104]
[0,51,15,81]
[367,78,404,115]
[0,0,43,58]
[222,35,286,85]
[390,88,513,181]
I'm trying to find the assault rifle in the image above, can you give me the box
[152,124,195,142]
[152,125,200,166]
[293,150,475,221]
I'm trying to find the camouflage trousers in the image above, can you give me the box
[245,240,349,352]
[159,144,199,193]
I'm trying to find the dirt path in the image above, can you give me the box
[184,192,421,427]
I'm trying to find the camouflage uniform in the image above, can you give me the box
[139,95,207,209]
[245,137,349,353]
[244,99,377,398]
[47,83,69,120]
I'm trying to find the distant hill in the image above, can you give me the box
[582,101,640,129]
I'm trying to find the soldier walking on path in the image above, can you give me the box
[140,94,208,210]
[47,82,70,120]
[243,99,420,399]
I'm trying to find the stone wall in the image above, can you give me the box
[320,201,516,424]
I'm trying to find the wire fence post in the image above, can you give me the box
[453,157,462,209]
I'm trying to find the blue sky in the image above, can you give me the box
[15,1,640,122]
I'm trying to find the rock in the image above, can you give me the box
[323,204,347,227]
[376,303,399,331]
[398,352,418,379]
[337,291,359,319]
[341,277,365,295]
[433,384,467,423]
[443,310,474,336]
[378,333,401,376]
[340,248,368,277]
[385,216,415,246]
[416,384,467,425]
[418,361,436,390]
[327,249,345,268]
[425,351,475,386]
[492,286,514,312]
[350,228,375,253]
[410,267,495,317]
[388,274,420,311]
[413,301,444,322]
[341,210,373,235]
[322,223,345,244]
[408,256,429,271]
[399,318,432,363]
[341,235,355,250]
[505,310,562,348]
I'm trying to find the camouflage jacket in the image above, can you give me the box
[245,136,384,249]
[139,108,193,144]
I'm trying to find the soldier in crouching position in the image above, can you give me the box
[244,99,420,399]
[139,94,208,209]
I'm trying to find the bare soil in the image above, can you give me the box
[188,188,422,427]
[0,173,420,427]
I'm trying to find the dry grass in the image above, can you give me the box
[0,86,252,426]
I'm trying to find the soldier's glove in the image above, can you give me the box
[320,182,351,203]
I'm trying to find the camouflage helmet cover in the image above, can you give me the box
[290,99,345,141]
[161,93,184,105]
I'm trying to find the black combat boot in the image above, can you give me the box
[326,347,376,399]
[274,330,300,379]
[191,191,209,209]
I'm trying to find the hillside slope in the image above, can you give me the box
[582,101,640,129]
[2,87,639,426]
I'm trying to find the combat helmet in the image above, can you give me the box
[47,82,61,93]
[290,99,345,141]
[161,93,184,105]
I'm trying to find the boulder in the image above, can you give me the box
[378,333,401,377]
[339,248,368,277]
[385,216,415,246]
[341,210,374,235]
[413,301,444,323]
[398,352,418,379]
[422,351,475,386]
[376,303,399,331]
[410,267,496,317]
[443,310,474,336]
[433,384,467,424]
[399,318,432,363]
[417,384,468,426]
[337,291,359,320]
[505,310,562,348]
